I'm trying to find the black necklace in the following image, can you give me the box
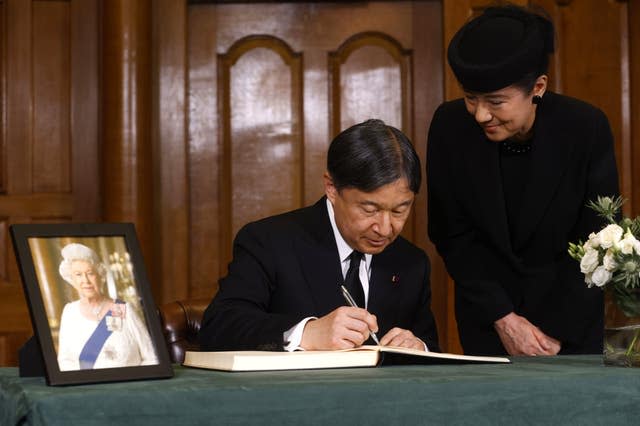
[500,139,532,155]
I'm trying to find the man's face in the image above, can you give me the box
[325,174,415,254]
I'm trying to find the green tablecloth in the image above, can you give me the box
[1,355,639,425]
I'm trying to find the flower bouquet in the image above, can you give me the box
[568,196,640,366]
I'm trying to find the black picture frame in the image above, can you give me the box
[10,223,173,386]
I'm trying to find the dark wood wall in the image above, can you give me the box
[0,0,638,365]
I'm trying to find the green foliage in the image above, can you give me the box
[586,195,625,224]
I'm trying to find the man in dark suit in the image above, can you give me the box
[199,119,439,353]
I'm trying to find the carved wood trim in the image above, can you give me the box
[153,0,189,304]
[101,0,154,279]
[70,0,99,221]
[217,35,303,268]
[328,31,413,138]
[6,0,33,194]
[0,1,4,194]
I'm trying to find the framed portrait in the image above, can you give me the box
[10,223,173,386]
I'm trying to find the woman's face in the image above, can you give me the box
[463,77,546,142]
[69,260,102,299]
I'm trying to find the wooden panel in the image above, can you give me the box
[0,194,73,217]
[33,1,70,193]
[6,0,32,195]
[101,0,154,294]
[0,331,31,366]
[630,0,640,217]
[218,36,303,267]
[0,218,7,281]
[188,5,220,298]
[412,1,453,354]
[70,0,100,221]
[153,0,189,303]
[0,1,4,194]
[0,0,100,366]
[553,1,628,211]
[329,32,410,135]
[0,287,31,332]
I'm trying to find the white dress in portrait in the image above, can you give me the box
[57,301,158,371]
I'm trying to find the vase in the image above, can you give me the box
[603,287,640,367]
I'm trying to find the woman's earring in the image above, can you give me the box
[532,95,542,105]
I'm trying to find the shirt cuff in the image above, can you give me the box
[283,317,317,351]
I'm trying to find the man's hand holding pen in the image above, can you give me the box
[300,306,379,350]
[299,307,426,351]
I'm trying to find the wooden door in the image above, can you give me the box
[0,0,100,366]
[186,1,450,347]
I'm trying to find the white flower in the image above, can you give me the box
[585,272,594,288]
[603,250,617,271]
[591,265,612,287]
[617,229,638,255]
[584,232,600,250]
[634,240,640,256]
[598,224,624,249]
[580,248,600,274]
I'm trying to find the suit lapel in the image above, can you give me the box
[512,94,570,250]
[368,253,402,327]
[295,199,344,315]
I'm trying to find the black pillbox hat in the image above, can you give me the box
[447,6,555,93]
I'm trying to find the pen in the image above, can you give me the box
[340,285,381,345]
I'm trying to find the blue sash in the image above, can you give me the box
[79,313,113,370]
[78,301,125,370]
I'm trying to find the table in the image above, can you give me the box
[2,355,640,425]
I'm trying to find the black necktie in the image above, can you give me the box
[344,250,365,307]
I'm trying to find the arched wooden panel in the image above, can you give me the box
[218,35,303,266]
[329,32,416,246]
[329,32,412,137]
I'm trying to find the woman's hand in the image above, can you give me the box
[494,312,561,356]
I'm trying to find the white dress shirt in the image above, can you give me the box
[283,199,371,351]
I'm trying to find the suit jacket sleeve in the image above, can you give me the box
[198,222,302,351]
[412,254,440,352]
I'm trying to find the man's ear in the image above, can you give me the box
[323,172,337,203]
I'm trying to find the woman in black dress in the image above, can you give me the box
[427,5,619,356]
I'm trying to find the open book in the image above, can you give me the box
[183,345,510,372]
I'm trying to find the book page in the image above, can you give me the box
[183,346,509,372]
